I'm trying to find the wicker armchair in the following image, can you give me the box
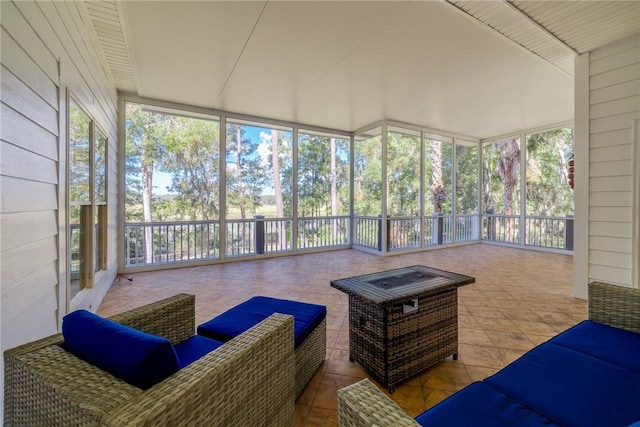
[4,294,296,426]
[338,281,640,426]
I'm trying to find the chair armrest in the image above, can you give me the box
[589,281,640,333]
[101,313,296,427]
[109,293,195,344]
[338,379,420,427]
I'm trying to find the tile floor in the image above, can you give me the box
[98,244,586,426]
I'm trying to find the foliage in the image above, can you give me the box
[483,127,574,217]
[225,124,270,219]
[387,132,420,217]
[526,128,574,216]
[298,133,350,217]
[69,101,91,203]
[353,131,382,216]
[456,143,478,215]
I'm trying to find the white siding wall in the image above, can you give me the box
[586,34,640,289]
[0,0,118,419]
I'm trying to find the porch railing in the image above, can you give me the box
[125,221,220,267]
[483,214,521,244]
[123,213,572,268]
[526,215,574,250]
[297,215,350,249]
[359,214,480,251]
[483,214,573,250]
[226,217,292,256]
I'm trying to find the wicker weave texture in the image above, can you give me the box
[295,317,326,399]
[337,379,420,427]
[348,288,458,390]
[4,294,296,427]
[588,281,640,333]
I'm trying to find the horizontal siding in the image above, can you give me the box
[0,211,57,252]
[590,175,633,192]
[0,176,58,213]
[589,159,631,177]
[0,236,58,288]
[1,66,58,135]
[589,206,633,223]
[589,144,633,162]
[1,1,58,82]
[587,34,640,288]
[1,0,118,417]
[0,293,59,351]
[589,263,633,285]
[1,28,58,109]
[1,260,58,324]
[1,104,58,160]
[590,79,640,104]
[590,95,640,119]
[590,46,640,76]
[589,249,632,269]
[588,191,632,207]
[589,128,633,148]
[589,221,632,238]
[0,141,57,184]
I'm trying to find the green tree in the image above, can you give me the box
[225,124,268,219]
[161,117,220,220]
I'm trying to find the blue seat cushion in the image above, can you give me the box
[485,342,640,427]
[550,320,640,373]
[197,296,326,348]
[415,381,559,427]
[173,335,224,368]
[62,310,180,390]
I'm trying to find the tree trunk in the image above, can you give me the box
[330,138,338,237]
[271,130,286,249]
[430,140,444,213]
[236,127,245,219]
[142,160,154,263]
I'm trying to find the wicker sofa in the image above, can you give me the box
[338,282,640,427]
[4,294,296,426]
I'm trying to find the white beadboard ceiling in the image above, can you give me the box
[84,1,640,139]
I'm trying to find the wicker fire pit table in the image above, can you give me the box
[331,265,475,392]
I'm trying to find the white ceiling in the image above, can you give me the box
[86,1,640,139]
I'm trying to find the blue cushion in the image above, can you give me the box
[485,343,640,427]
[197,296,326,348]
[550,320,640,373]
[415,382,559,427]
[173,335,224,368]
[62,310,179,389]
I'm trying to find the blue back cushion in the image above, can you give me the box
[550,320,640,373]
[485,343,640,427]
[62,310,180,389]
[415,382,559,427]
[197,296,326,348]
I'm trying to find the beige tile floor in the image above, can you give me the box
[99,244,586,426]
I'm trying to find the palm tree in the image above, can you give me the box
[495,138,520,241]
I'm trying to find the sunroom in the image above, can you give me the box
[2,0,639,424]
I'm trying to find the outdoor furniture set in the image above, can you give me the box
[338,281,640,427]
[3,294,326,426]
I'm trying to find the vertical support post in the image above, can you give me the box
[436,213,444,245]
[565,215,574,250]
[386,218,391,251]
[377,215,382,251]
[255,215,265,254]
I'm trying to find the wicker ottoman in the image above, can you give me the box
[198,296,327,399]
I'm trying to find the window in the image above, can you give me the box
[297,130,350,249]
[424,134,453,245]
[124,102,221,264]
[68,95,107,300]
